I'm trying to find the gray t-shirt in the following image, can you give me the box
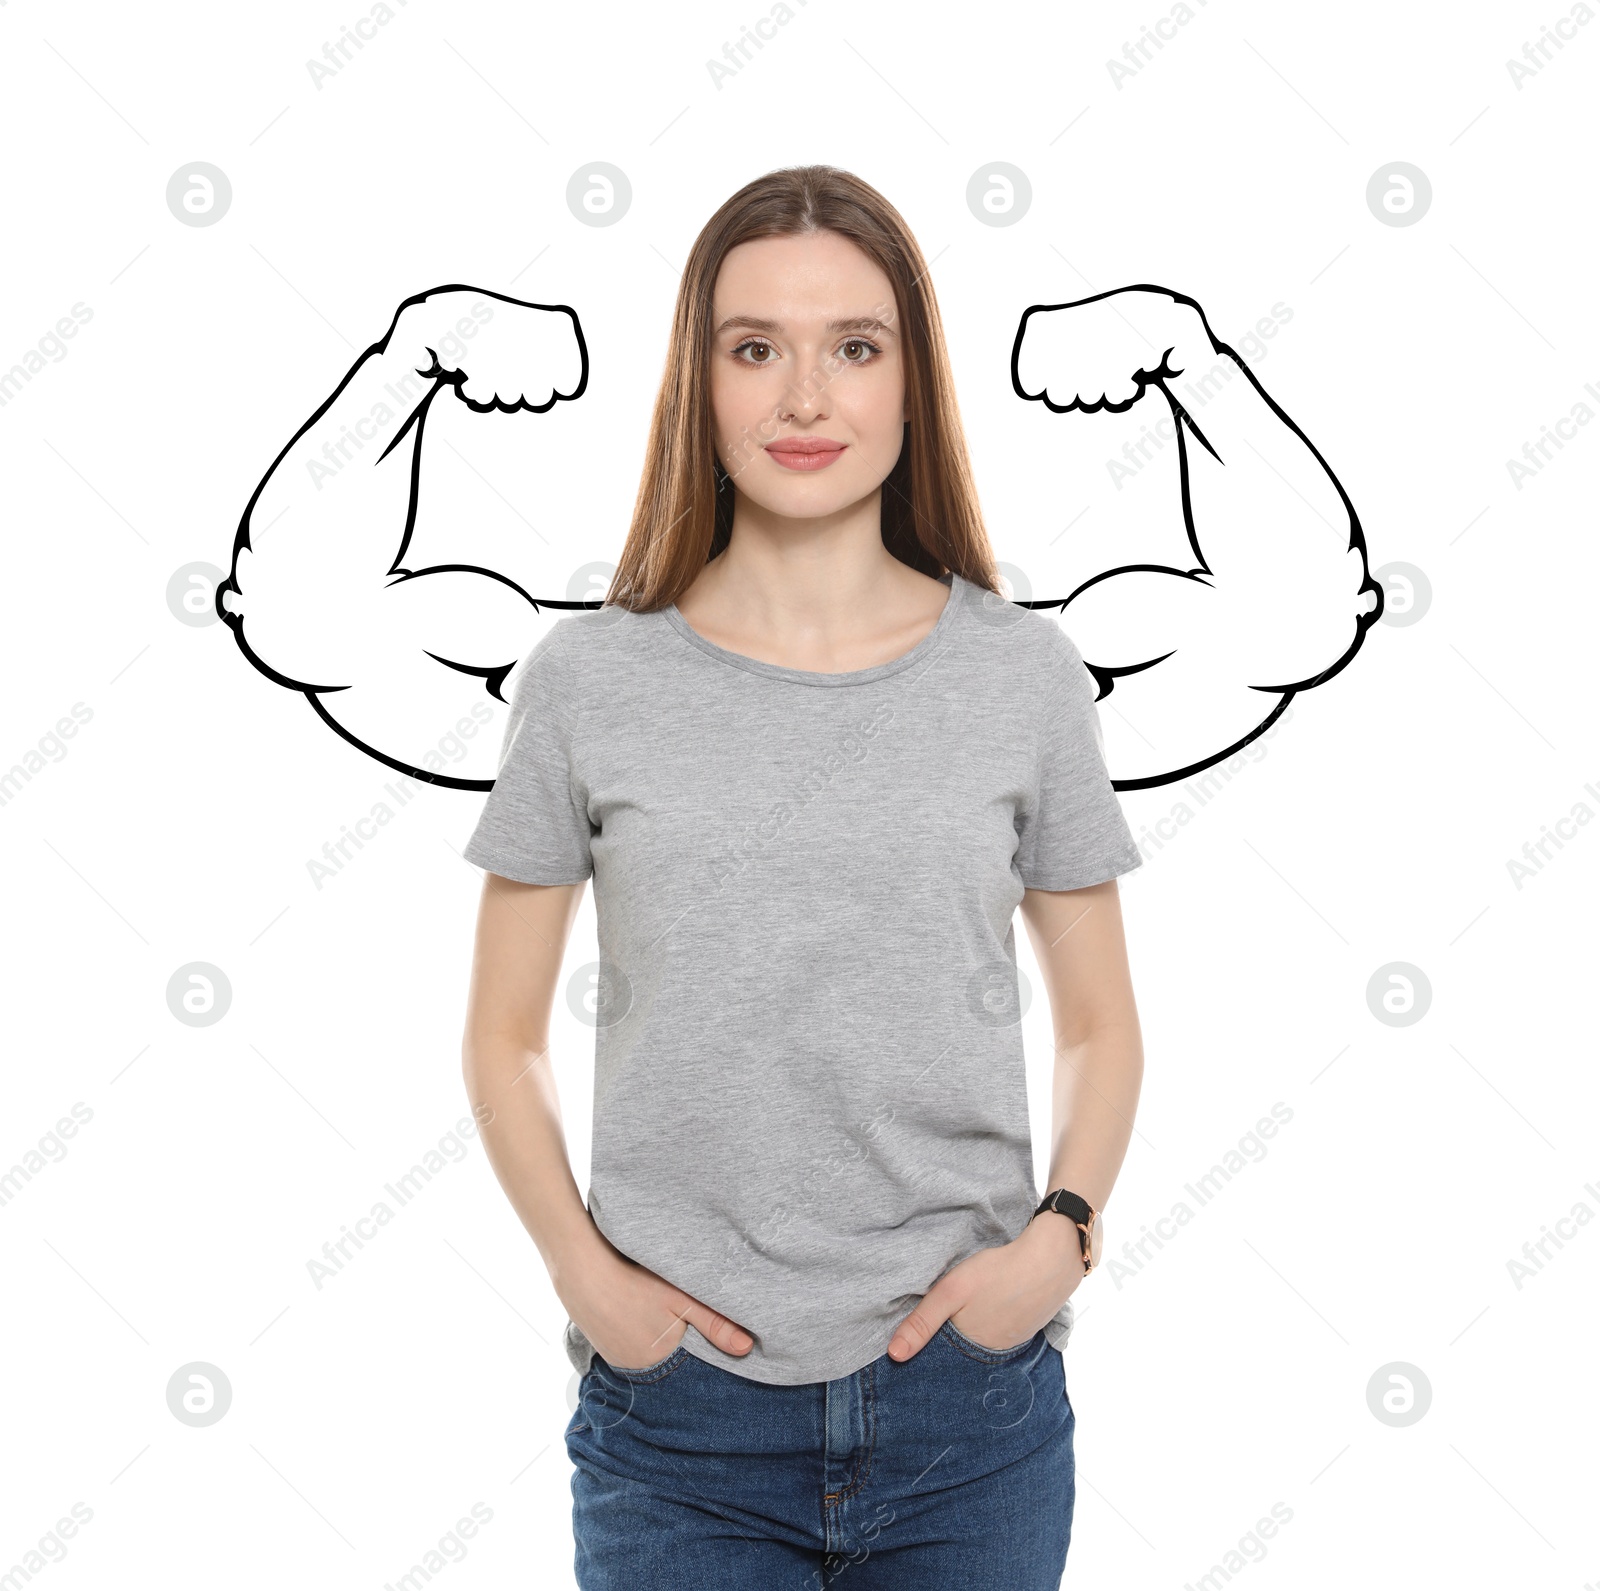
[463,571,1143,1386]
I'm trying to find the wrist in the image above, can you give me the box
[543,1211,613,1295]
[1022,1206,1088,1279]
[390,288,478,368]
[1160,304,1215,383]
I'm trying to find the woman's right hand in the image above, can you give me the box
[558,1244,754,1371]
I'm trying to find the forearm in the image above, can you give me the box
[461,1033,607,1291]
[1043,1017,1143,1215]
[240,291,485,554]
[895,992,1143,1349]
[1156,316,1354,569]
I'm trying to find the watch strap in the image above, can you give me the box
[1034,1188,1094,1225]
[1033,1187,1098,1272]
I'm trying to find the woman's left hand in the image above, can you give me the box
[887,1213,1087,1360]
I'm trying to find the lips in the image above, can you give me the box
[765,437,848,472]
[765,438,846,455]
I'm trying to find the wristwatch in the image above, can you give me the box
[1032,1188,1103,1275]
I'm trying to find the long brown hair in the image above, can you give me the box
[605,164,1001,611]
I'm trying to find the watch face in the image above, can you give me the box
[1087,1212,1103,1268]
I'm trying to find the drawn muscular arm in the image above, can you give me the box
[1107,297,1379,687]
[1013,286,1382,785]
[219,285,586,694]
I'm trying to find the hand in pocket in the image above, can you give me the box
[888,1217,1085,1360]
[562,1247,754,1370]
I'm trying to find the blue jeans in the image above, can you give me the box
[564,1322,1074,1588]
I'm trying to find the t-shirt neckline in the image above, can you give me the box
[661,572,968,688]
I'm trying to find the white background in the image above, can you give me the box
[1,0,1596,1586]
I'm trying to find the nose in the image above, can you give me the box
[778,354,834,425]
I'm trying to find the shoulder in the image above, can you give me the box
[521,605,635,660]
[955,576,1087,688]
[517,602,668,695]
[550,601,662,664]
[504,612,592,709]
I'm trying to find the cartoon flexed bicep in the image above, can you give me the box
[1013,286,1382,789]
[218,286,587,789]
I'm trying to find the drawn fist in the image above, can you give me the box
[403,286,587,413]
[1011,285,1206,414]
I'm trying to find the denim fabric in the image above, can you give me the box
[565,1323,1074,1588]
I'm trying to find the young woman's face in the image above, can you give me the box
[709,230,907,521]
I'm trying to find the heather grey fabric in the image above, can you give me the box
[463,572,1143,1386]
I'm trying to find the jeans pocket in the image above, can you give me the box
[565,1369,594,1439]
[939,1319,1043,1364]
[596,1342,691,1383]
[1055,1346,1075,1421]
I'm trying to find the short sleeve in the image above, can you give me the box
[1014,631,1144,891]
[462,623,593,884]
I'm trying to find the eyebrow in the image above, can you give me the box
[713,314,896,338]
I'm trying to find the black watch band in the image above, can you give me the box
[1033,1188,1094,1225]
[1032,1187,1099,1272]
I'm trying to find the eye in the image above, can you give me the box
[727,336,884,366]
[838,338,882,365]
[730,338,778,364]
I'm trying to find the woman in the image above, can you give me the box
[460,164,1145,1587]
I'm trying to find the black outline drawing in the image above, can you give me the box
[219,281,1380,794]
[216,285,588,792]
[1011,285,1383,791]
